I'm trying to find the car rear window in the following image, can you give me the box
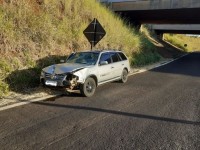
[111,53,120,63]
[118,52,127,61]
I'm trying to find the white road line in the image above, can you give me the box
[0,95,58,111]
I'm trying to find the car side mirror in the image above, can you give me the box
[99,61,108,66]
[60,60,65,63]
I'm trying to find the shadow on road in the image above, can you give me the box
[32,100,200,126]
[151,52,200,77]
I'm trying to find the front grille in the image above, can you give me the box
[45,73,51,78]
[45,73,66,80]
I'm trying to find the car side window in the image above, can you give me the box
[118,52,127,61]
[111,52,120,63]
[99,53,111,64]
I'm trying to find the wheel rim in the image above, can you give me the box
[122,70,128,82]
[86,80,95,93]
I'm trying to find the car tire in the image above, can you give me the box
[80,77,96,97]
[120,69,128,83]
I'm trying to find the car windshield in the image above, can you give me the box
[66,52,100,65]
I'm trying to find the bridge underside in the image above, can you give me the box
[116,8,200,24]
[155,30,200,34]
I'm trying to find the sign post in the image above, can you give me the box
[83,18,106,50]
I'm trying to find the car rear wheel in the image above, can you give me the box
[120,69,128,83]
[80,77,96,97]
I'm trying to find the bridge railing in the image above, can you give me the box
[99,0,139,2]
[98,0,148,9]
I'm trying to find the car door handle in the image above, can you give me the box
[122,64,124,66]
[111,67,114,69]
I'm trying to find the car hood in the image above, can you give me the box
[43,63,91,74]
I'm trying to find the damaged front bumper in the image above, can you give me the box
[40,72,80,90]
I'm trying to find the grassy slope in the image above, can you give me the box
[164,34,200,52]
[0,0,160,97]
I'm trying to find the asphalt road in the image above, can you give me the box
[0,53,200,150]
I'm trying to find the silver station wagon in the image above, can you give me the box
[40,50,130,97]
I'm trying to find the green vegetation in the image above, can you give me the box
[131,35,161,66]
[0,0,161,97]
[164,34,200,52]
[131,26,161,66]
[131,50,161,66]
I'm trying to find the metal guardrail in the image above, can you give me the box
[99,0,145,2]
[99,0,200,11]
[99,0,149,9]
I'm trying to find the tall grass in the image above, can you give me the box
[164,34,200,52]
[0,0,158,97]
[131,25,161,66]
[131,37,161,66]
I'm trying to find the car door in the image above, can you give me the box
[110,52,123,78]
[97,52,114,83]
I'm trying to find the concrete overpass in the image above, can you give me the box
[100,0,200,24]
[150,24,200,34]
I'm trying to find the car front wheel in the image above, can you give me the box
[80,77,96,97]
[120,69,128,83]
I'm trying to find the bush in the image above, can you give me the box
[0,80,9,98]
[131,31,161,67]
[131,51,161,66]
